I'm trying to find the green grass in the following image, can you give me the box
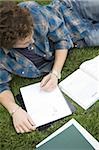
[0,48,99,150]
[0,1,99,150]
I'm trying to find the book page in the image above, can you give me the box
[20,83,72,127]
[80,55,99,81]
[59,69,98,110]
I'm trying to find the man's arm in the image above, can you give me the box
[52,49,68,74]
[40,9,73,91]
[40,49,68,91]
[0,90,36,133]
[0,90,19,114]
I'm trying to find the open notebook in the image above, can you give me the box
[20,82,73,128]
[36,119,99,150]
[59,55,99,110]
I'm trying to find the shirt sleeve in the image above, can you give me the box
[48,13,74,50]
[0,68,12,93]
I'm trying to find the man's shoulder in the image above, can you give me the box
[18,1,41,14]
[18,1,40,7]
[18,1,46,23]
[18,1,49,35]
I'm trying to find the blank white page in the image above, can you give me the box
[59,69,98,110]
[20,83,72,127]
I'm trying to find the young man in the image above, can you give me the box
[0,0,99,134]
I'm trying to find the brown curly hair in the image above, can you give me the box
[0,1,33,49]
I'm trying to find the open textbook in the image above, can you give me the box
[20,83,73,128]
[59,55,99,110]
[36,119,99,150]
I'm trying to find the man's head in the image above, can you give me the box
[0,1,34,49]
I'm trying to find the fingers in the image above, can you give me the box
[16,127,20,134]
[27,115,36,128]
[18,125,28,134]
[41,74,58,92]
[15,120,36,134]
[41,79,54,91]
[24,117,36,131]
[15,126,25,134]
[40,74,50,88]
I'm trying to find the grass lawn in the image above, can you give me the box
[0,0,99,150]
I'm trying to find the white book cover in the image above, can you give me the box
[20,82,72,128]
[59,55,99,110]
[36,118,99,149]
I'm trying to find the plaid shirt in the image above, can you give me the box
[0,0,88,93]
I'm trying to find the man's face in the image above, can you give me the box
[13,33,34,48]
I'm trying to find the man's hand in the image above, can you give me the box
[12,107,36,133]
[0,90,36,134]
[40,73,58,92]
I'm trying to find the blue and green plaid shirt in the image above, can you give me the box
[0,0,88,93]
